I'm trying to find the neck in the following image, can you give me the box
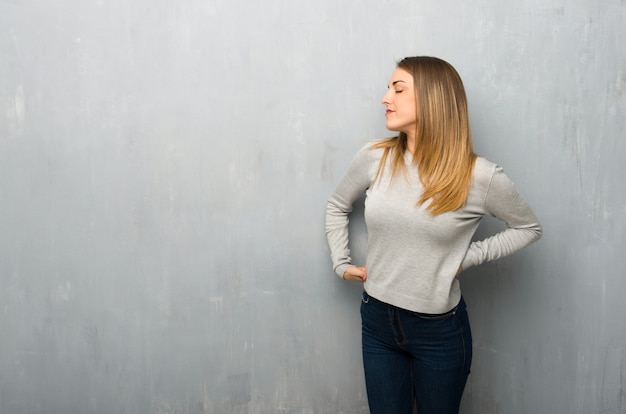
[405,133,416,155]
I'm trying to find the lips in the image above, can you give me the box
[385,110,394,115]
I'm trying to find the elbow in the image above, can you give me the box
[531,222,543,242]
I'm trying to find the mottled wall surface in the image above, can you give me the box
[1,1,624,413]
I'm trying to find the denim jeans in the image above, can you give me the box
[360,291,472,414]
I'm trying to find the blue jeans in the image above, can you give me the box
[360,291,472,414]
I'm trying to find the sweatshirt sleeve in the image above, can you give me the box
[461,166,543,270]
[325,145,374,278]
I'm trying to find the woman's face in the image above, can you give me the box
[381,68,417,136]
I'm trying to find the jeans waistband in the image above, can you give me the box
[362,290,464,320]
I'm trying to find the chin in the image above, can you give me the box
[385,124,400,132]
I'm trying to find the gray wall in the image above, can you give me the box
[1,1,624,413]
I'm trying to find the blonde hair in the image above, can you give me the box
[372,56,477,215]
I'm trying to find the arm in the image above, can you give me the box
[325,146,373,279]
[461,166,543,270]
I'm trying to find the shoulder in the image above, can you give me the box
[365,138,394,152]
[340,140,386,181]
[472,156,498,183]
[352,139,388,162]
[473,156,499,176]
[469,156,504,199]
[471,157,522,200]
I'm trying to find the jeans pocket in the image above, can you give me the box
[414,299,463,321]
[415,311,456,321]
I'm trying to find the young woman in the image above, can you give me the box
[325,56,542,414]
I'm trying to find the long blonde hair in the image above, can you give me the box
[372,56,477,215]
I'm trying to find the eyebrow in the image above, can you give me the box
[392,80,407,86]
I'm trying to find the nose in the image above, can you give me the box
[381,89,391,105]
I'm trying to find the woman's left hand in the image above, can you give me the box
[343,265,367,282]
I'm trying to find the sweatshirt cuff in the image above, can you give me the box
[461,250,477,271]
[335,264,351,279]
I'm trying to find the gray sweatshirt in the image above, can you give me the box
[325,143,543,314]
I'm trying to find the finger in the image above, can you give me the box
[358,266,367,281]
[343,265,367,282]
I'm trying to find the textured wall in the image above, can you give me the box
[1,1,624,413]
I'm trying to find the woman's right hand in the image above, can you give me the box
[343,265,367,282]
